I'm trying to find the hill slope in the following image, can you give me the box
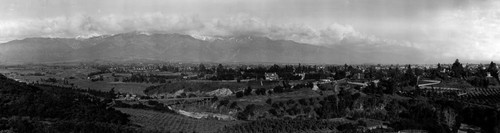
[0,74,144,132]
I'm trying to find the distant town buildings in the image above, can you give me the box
[265,73,279,81]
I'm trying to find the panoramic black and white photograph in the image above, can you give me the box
[0,0,499,132]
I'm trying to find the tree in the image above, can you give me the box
[488,61,499,80]
[273,86,284,93]
[216,64,224,73]
[219,99,230,107]
[404,65,417,86]
[451,59,464,78]
[266,98,272,105]
[475,64,487,77]
[268,64,281,72]
[298,98,308,106]
[255,88,266,95]
[109,87,115,94]
[236,91,244,98]
[414,68,424,77]
[303,107,312,114]
[380,79,396,94]
[212,96,219,102]
[237,104,256,120]
[229,102,239,110]
[198,63,206,73]
[179,93,187,98]
[147,100,159,105]
[269,109,278,116]
[244,86,252,96]
[107,88,116,99]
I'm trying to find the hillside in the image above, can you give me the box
[0,32,423,65]
[0,74,148,133]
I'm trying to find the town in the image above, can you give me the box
[1,59,499,132]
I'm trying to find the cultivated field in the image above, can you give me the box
[144,80,310,95]
[116,108,244,133]
[460,88,500,107]
[0,68,156,95]
[71,80,157,95]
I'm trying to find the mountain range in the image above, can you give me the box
[0,32,424,65]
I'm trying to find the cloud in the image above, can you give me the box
[0,12,395,47]
[0,13,205,41]
[414,0,500,61]
[2,0,499,63]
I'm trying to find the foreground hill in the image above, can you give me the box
[0,74,152,132]
[0,32,423,64]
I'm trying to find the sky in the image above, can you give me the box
[0,0,499,63]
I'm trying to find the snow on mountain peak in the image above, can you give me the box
[190,34,224,41]
[76,33,103,40]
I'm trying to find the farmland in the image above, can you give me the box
[116,108,244,133]
[71,80,155,95]
[144,80,294,95]
[0,66,158,95]
[460,88,500,107]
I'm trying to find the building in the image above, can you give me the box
[265,73,279,81]
[355,73,365,80]
[487,72,492,77]
[296,73,306,80]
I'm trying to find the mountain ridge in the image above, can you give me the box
[0,32,424,65]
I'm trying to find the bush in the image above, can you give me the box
[236,91,244,98]
[266,98,272,105]
[219,99,230,107]
[244,86,252,96]
[147,100,159,106]
[229,102,239,110]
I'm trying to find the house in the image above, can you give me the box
[486,76,500,86]
[359,118,391,132]
[296,73,306,80]
[355,73,365,80]
[265,73,279,81]
[458,123,481,133]
[319,79,332,84]
[311,82,319,91]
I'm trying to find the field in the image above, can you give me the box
[431,78,474,88]
[71,80,156,95]
[460,88,500,107]
[116,108,244,133]
[144,80,309,95]
[236,87,322,106]
[0,68,156,95]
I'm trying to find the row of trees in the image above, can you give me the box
[450,59,499,80]
[121,74,177,83]
[253,88,483,132]
[234,82,313,98]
